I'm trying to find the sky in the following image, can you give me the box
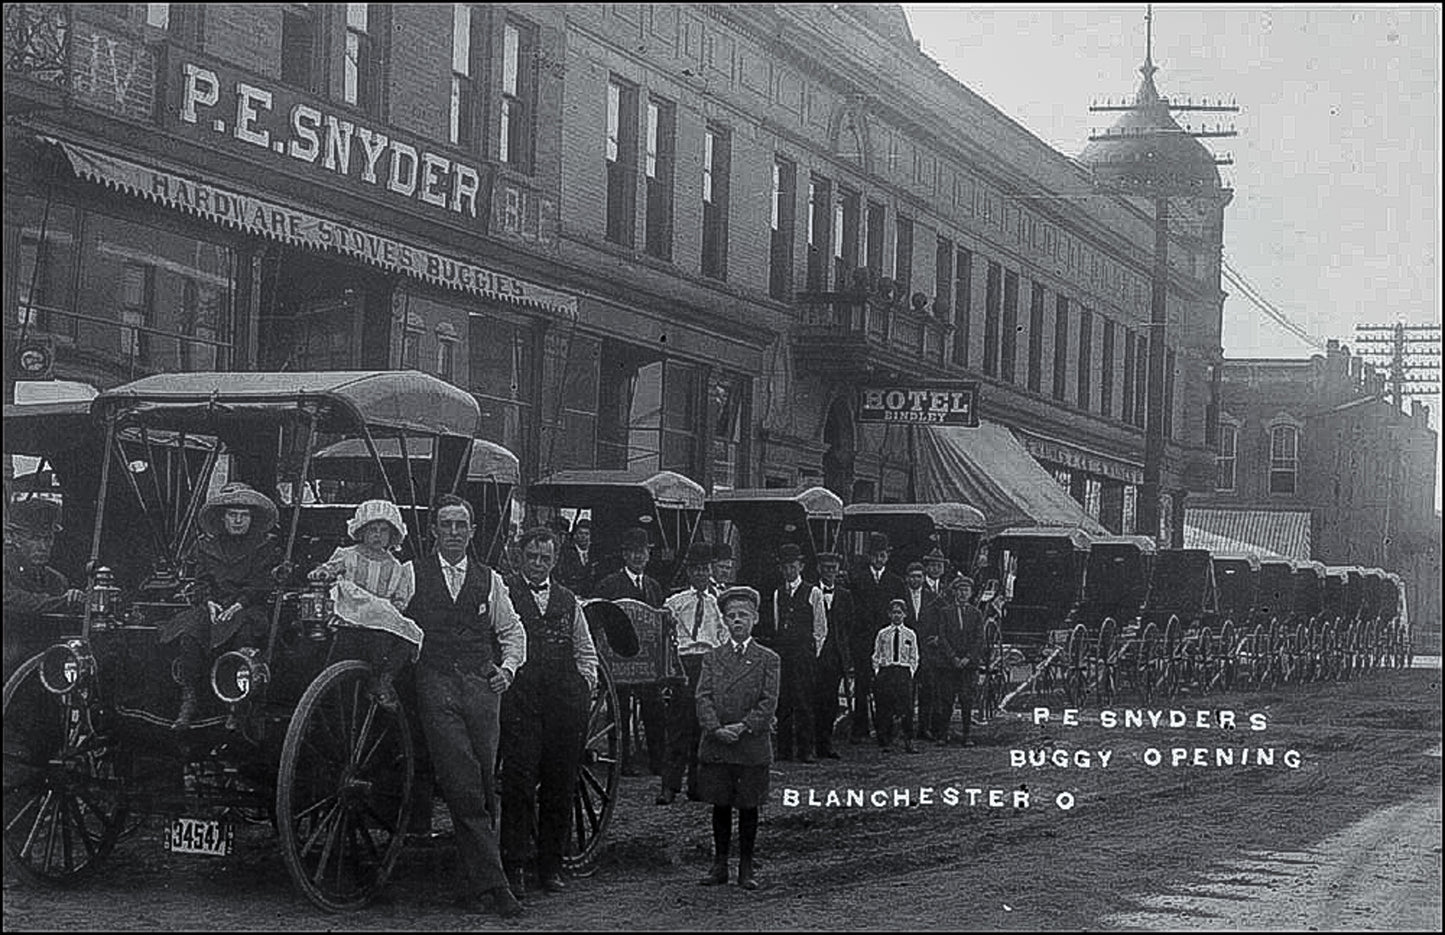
[900,3,1442,507]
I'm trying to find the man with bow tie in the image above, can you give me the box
[847,533,906,742]
[659,541,728,804]
[409,495,526,918]
[499,526,598,898]
[811,552,854,760]
[554,518,595,597]
[695,585,779,891]
[758,542,827,763]
[594,527,667,777]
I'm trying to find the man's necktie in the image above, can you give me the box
[528,581,548,593]
[733,642,744,657]
[692,592,705,640]
[893,628,901,664]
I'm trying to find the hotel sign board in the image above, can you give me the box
[858,383,980,427]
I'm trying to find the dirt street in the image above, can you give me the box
[5,669,1440,931]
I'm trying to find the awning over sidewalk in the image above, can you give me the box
[1181,525,1289,560]
[1183,507,1311,560]
[914,421,1107,536]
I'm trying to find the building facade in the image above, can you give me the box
[5,3,1230,535]
[1190,341,1441,637]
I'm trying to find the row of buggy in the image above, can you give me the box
[2,370,1413,912]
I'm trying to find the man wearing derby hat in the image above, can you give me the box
[695,585,779,891]
[709,542,735,593]
[848,532,906,742]
[555,518,595,597]
[659,541,727,804]
[811,551,855,759]
[594,527,667,776]
[3,498,84,677]
[160,482,281,729]
[758,542,827,762]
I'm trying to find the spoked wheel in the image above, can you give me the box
[1217,621,1238,692]
[1248,623,1268,690]
[1160,617,1182,700]
[3,652,130,887]
[1194,626,1214,696]
[1266,619,1287,689]
[277,660,413,912]
[1063,624,1089,707]
[1134,623,1160,704]
[1094,618,1119,707]
[978,619,1007,721]
[564,655,620,876]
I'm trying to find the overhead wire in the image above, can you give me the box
[1220,257,1329,351]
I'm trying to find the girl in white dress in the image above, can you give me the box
[308,500,423,709]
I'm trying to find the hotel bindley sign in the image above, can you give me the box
[858,382,980,426]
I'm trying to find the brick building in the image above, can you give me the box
[1188,340,1440,637]
[5,3,1232,535]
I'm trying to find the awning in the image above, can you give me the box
[1184,508,1311,561]
[47,136,577,320]
[913,421,1107,536]
[1182,525,1288,560]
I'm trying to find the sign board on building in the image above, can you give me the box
[857,383,980,426]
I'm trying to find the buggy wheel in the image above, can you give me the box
[563,655,620,876]
[1217,621,1238,692]
[1160,617,1182,700]
[277,660,413,912]
[1133,623,1160,704]
[1094,618,1119,707]
[1249,623,1268,689]
[1195,626,1214,696]
[1063,624,1088,707]
[3,652,129,887]
[979,620,1006,721]
[1266,619,1286,689]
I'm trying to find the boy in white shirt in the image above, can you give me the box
[871,598,920,754]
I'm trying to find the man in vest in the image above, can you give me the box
[409,495,527,918]
[848,533,906,742]
[811,551,855,760]
[759,542,827,762]
[554,517,595,597]
[660,541,728,804]
[500,526,598,897]
[594,527,667,776]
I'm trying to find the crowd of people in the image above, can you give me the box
[3,486,986,915]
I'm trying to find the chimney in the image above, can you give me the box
[1325,340,1348,388]
[1349,355,1363,384]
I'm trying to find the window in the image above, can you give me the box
[499,20,536,170]
[448,4,475,146]
[146,3,169,28]
[864,201,885,274]
[1026,283,1044,393]
[660,361,701,474]
[1077,307,1093,411]
[983,261,1001,378]
[644,96,676,260]
[934,236,954,322]
[893,215,914,296]
[470,316,535,454]
[605,78,638,246]
[709,374,748,491]
[1216,423,1237,491]
[835,186,861,290]
[539,334,600,472]
[281,3,319,92]
[1100,318,1115,418]
[1122,329,1136,424]
[9,198,78,339]
[343,4,386,118]
[401,314,422,370]
[146,4,203,45]
[1000,269,1018,383]
[435,322,458,383]
[1164,348,1177,439]
[806,174,832,291]
[1270,424,1299,494]
[769,158,796,299]
[701,125,730,280]
[1084,478,1103,519]
[1122,485,1138,534]
[1134,335,1148,427]
[1052,294,1068,402]
[953,247,972,367]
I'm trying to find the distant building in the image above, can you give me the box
[1189,340,1440,634]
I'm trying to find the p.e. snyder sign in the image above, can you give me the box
[858,383,980,426]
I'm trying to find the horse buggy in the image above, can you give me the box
[704,486,843,591]
[1,371,638,910]
[1211,552,1267,688]
[1137,548,1227,698]
[1060,535,1157,707]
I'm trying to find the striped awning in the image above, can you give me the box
[1183,508,1311,560]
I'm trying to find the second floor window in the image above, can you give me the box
[701,125,730,280]
[1052,293,1068,402]
[1000,268,1018,383]
[1270,424,1299,494]
[499,20,536,170]
[806,175,831,291]
[893,215,914,297]
[864,201,885,274]
[281,3,319,93]
[343,4,385,118]
[1216,423,1237,491]
[1077,307,1093,411]
[644,97,676,260]
[449,4,476,147]
[605,78,638,247]
[1026,283,1044,393]
[835,186,860,290]
[769,158,796,300]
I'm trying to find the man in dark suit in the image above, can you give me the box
[848,532,906,742]
[918,573,986,746]
[901,560,935,739]
[593,527,667,776]
[499,526,597,897]
[695,585,779,891]
[409,495,527,918]
[554,518,595,597]
[812,551,854,760]
[758,542,826,762]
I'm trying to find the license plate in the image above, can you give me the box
[166,817,234,856]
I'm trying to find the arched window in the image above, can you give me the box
[1269,424,1299,494]
[1215,421,1238,491]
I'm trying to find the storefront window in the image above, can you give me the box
[7,197,78,339]
[1122,485,1138,534]
[710,374,747,490]
[539,333,600,473]
[470,316,534,455]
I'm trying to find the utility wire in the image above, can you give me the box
[1220,257,1329,351]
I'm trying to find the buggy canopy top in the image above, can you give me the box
[530,469,705,511]
[842,500,987,533]
[312,436,520,484]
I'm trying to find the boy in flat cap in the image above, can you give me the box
[3,498,84,677]
[696,585,779,891]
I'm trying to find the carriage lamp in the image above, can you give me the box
[87,566,121,620]
[212,647,269,704]
[39,639,97,695]
[296,582,334,641]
